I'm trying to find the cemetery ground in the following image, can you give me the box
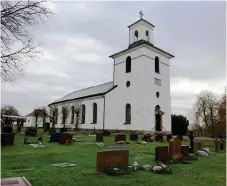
[1,132,226,186]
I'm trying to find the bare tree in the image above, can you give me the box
[41,106,48,127]
[1,0,52,81]
[74,102,81,131]
[194,90,220,137]
[50,106,58,128]
[218,94,226,130]
[33,108,42,128]
[61,106,69,129]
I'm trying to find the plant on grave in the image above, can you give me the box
[104,165,131,176]
[172,154,192,164]
[61,106,69,129]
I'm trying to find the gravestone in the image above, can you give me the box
[215,139,226,152]
[189,131,194,153]
[130,134,138,141]
[60,133,73,144]
[115,134,126,142]
[25,128,37,136]
[1,177,32,186]
[49,127,56,135]
[60,128,67,133]
[43,123,50,133]
[155,146,169,162]
[108,146,128,150]
[2,127,13,133]
[96,149,129,172]
[1,133,15,146]
[143,134,152,142]
[96,133,104,142]
[181,145,190,156]
[193,141,204,152]
[49,133,61,142]
[169,136,182,158]
[167,134,172,141]
[155,134,164,142]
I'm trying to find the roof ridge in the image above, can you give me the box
[54,81,113,102]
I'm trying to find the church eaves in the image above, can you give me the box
[48,81,117,106]
[109,40,174,59]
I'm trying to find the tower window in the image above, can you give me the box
[155,56,160,73]
[126,56,131,73]
[156,92,160,98]
[125,104,131,124]
[134,30,138,41]
[81,104,86,124]
[146,30,149,41]
[126,81,130,87]
[71,106,74,124]
[92,103,97,124]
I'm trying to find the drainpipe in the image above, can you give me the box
[101,95,106,134]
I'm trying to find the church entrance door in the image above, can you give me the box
[155,113,161,131]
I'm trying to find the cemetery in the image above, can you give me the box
[1,128,226,186]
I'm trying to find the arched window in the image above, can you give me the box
[71,106,74,124]
[126,56,131,73]
[125,104,131,124]
[93,103,97,123]
[146,30,149,41]
[81,104,86,124]
[134,30,138,41]
[155,56,160,73]
[56,108,58,124]
[155,105,161,112]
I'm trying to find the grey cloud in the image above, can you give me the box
[1,1,225,118]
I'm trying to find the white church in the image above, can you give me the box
[48,14,174,133]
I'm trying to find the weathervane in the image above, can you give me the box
[139,10,143,20]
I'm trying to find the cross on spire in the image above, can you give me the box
[139,10,143,20]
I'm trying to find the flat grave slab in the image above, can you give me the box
[1,177,32,186]
[30,144,45,148]
[108,146,128,150]
[52,163,78,168]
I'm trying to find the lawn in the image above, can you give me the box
[1,132,226,186]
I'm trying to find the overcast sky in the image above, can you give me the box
[1,1,226,123]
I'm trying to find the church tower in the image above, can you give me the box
[106,12,174,133]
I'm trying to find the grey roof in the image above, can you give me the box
[49,81,115,105]
[128,18,155,28]
[110,39,174,58]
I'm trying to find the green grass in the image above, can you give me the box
[1,133,226,186]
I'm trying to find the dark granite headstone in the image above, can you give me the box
[96,133,104,142]
[155,134,164,142]
[181,145,190,156]
[96,149,129,172]
[155,146,169,162]
[2,127,13,133]
[49,133,61,142]
[130,134,138,141]
[143,134,152,142]
[25,128,37,137]
[60,133,73,144]
[115,134,126,142]
[1,133,15,146]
